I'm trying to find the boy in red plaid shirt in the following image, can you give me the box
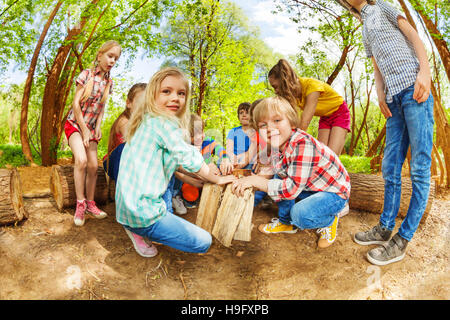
[231,96,351,248]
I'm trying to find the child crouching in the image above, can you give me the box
[231,96,351,248]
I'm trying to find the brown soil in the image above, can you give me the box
[0,164,449,300]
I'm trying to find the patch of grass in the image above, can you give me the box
[0,144,75,168]
[0,144,41,168]
[339,154,373,174]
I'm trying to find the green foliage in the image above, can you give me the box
[339,154,372,174]
[0,144,41,167]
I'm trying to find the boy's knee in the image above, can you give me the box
[290,209,309,230]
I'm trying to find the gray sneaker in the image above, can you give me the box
[353,223,392,245]
[367,233,408,266]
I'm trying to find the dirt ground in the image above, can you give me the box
[0,164,449,300]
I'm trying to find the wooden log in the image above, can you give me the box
[348,173,435,221]
[212,185,253,247]
[233,188,254,242]
[108,179,116,202]
[195,183,224,233]
[49,165,108,211]
[0,168,28,225]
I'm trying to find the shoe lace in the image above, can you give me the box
[317,227,331,240]
[268,218,281,229]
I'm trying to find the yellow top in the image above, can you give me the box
[297,77,344,117]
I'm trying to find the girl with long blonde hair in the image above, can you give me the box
[64,40,121,227]
[115,67,235,257]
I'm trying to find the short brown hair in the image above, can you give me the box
[237,102,251,117]
[252,96,301,130]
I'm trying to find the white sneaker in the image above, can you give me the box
[172,195,187,215]
[338,203,350,218]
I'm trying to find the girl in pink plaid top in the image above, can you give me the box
[64,40,122,227]
[231,96,351,248]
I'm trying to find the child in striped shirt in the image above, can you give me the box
[231,96,351,248]
[115,67,235,257]
[173,113,233,209]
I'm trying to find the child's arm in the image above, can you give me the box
[72,84,92,147]
[94,106,105,140]
[398,18,431,103]
[231,175,269,197]
[299,92,320,131]
[174,171,204,189]
[195,162,236,185]
[226,138,236,165]
[210,138,233,175]
[371,57,392,119]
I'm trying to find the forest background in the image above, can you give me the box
[0,0,449,187]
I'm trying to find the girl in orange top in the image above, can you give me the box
[268,59,350,155]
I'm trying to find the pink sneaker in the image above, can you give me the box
[74,200,86,226]
[124,228,158,258]
[86,200,108,219]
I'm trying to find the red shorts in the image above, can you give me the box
[64,121,100,143]
[318,101,351,132]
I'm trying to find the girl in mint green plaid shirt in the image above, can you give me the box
[115,67,236,257]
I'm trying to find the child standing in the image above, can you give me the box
[345,0,434,265]
[65,40,121,227]
[268,59,350,156]
[115,67,235,256]
[231,96,351,248]
[226,102,258,170]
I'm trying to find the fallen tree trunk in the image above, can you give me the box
[49,165,108,211]
[0,169,28,225]
[349,173,435,224]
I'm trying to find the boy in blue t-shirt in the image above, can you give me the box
[226,102,258,170]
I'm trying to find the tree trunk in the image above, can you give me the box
[405,0,450,82]
[327,45,350,85]
[20,1,63,165]
[40,0,99,166]
[49,165,108,211]
[397,0,450,187]
[366,124,386,157]
[0,169,28,226]
[348,173,435,225]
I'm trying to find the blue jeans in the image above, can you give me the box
[161,175,184,214]
[381,85,434,241]
[124,213,212,253]
[278,191,347,229]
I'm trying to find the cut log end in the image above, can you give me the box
[0,168,28,226]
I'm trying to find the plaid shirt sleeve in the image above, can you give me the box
[76,69,90,87]
[267,138,315,201]
[362,29,373,58]
[156,119,204,173]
